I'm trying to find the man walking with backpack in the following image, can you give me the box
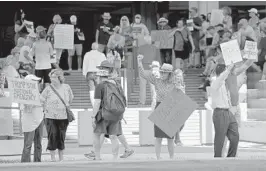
[92,60,127,160]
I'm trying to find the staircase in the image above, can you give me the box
[241,71,266,143]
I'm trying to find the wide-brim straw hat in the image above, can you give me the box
[160,63,173,73]
[25,74,41,81]
[102,12,111,20]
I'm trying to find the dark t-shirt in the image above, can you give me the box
[258,37,266,62]
[97,22,114,45]
[73,25,84,44]
[191,17,202,39]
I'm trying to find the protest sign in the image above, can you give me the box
[54,24,74,50]
[148,89,198,137]
[7,77,41,106]
[220,39,243,66]
[78,32,85,41]
[243,40,258,61]
[132,27,142,34]
[151,30,174,49]
[24,20,34,33]
[211,9,224,26]
[187,19,194,31]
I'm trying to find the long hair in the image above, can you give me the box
[119,16,130,34]
[14,9,25,23]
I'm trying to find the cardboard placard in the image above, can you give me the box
[211,9,224,26]
[24,20,34,33]
[151,30,174,49]
[220,39,243,66]
[187,19,194,31]
[54,24,74,50]
[148,89,198,137]
[243,40,258,61]
[7,77,41,106]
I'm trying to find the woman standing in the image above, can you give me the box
[40,69,74,162]
[137,54,186,160]
[107,26,125,60]
[14,9,28,45]
[119,16,133,48]
[171,18,195,73]
[222,7,233,32]
[47,14,63,66]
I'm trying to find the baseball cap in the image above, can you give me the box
[248,8,258,14]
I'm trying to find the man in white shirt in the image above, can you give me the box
[210,63,239,158]
[21,75,44,163]
[83,42,106,106]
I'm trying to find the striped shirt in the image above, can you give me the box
[138,64,185,102]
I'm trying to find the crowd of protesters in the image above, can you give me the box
[0,4,265,163]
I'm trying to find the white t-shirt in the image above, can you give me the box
[31,39,53,70]
[21,104,44,132]
[19,46,33,64]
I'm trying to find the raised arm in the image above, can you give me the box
[211,64,234,90]
[137,55,156,84]
[233,59,255,76]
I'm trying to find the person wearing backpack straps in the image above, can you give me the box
[90,60,133,160]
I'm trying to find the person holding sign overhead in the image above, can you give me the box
[21,74,44,163]
[210,62,238,158]
[137,54,185,160]
[188,7,202,69]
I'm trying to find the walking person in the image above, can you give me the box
[85,60,134,160]
[210,62,239,158]
[137,54,186,160]
[40,69,74,162]
[91,60,127,160]
[21,75,44,163]
[83,42,106,107]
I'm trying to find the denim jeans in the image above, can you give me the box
[21,121,44,163]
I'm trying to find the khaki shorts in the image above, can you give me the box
[94,120,122,136]
[86,72,97,91]
[68,44,83,56]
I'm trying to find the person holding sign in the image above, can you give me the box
[210,63,239,157]
[68,15,85,71]
[137,54,185,160]
[222,7,233,32]
[21,75,44,163]
[14,9,28,45]
[131,14,150,47]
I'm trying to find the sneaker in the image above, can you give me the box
[120,149,135,158]
[84,151,96,159]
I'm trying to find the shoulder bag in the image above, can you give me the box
[50,85,75,122]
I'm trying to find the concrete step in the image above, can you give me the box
[248,109,266,121]
[240,120,266,143]
[247,99,266,108]
[247,89,266,99]
[247,72,262,89]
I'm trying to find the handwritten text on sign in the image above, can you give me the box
[148,89,198,137]
[151,30,174,49]
[243,41,258,61]
[7,78,41,106]
[220,39,243,66]
[54,24,74,50]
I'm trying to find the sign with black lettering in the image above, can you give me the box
[7,77,41,106]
